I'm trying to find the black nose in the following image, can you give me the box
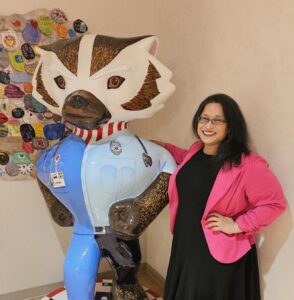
[70,95,89,108]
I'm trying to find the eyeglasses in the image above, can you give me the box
[198,116,227,125]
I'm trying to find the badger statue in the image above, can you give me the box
[32,34,176,300]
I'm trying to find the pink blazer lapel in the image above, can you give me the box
[203,164,242,218]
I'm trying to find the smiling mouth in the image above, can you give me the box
[202,131,216,136]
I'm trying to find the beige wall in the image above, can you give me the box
[0,181,64,295]
[1,1,294,299]
[133,1,294,299]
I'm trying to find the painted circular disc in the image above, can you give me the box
[0,152,9,165]
[38,15,54,36]
[2,31,19,51]
[21,43,35,60]
[51,9,68,24]
[0,124,8,137]
[0,113,8,124]
[20,123,35,142]
[22,21,41,44]
[73,19,88,33]
[12,107,25,118]
[41,279,162,300]
[5,160,19,176]
[54,23,68,38]
[43,123,65,140]
[0,44,10,68]
[8,14,26,32]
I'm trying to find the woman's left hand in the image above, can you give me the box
[206,212,243,234]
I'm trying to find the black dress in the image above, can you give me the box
[164,149,260,300]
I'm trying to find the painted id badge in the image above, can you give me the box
[50,171,66,188]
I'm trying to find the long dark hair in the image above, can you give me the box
[192,93,250,169]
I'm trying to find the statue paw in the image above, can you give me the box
[109,199,140,239]
[111,280,147,300]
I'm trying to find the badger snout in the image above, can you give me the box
[69,95,90,109]
[62,90,112,130]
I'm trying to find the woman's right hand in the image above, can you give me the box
[150,140,166,148]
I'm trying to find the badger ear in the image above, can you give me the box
[137,36,159,56]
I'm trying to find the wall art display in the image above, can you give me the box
[0,8,87,180]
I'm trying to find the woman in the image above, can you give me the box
[156,94,286,300]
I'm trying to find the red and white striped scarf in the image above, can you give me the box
[72,121,128,145]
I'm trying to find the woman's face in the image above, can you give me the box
[197,103,228,154]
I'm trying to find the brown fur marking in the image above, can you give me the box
[135,172,169,234]
[109,172,170,238]
[41,36,82,75]
[36,64,59,107]
[90,35,149,75]
[121,63,161,111]
[37,178,74,226]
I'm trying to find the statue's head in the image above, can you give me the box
[32,34,175,129]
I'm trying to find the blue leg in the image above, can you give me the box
[64,233,101,300]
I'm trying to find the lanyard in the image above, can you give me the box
[134,135,152,167]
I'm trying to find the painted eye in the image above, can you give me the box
[107,76,125,89]
[54,75,66,89]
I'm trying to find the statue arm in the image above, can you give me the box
[109,172,170,240]
[37,178,74,227]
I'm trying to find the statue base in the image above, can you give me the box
[41,278,163,300]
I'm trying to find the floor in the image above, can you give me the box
[31,271,163,300]
[138,271,164,296]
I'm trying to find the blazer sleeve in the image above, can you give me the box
[164,143,188,164]
[235,156,287,235]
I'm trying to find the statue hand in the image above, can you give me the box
[109,199,140,240]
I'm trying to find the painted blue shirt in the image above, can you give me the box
[36,130,177,234]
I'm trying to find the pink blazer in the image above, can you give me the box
[166,141,286,263]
